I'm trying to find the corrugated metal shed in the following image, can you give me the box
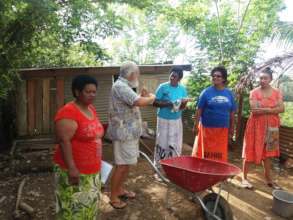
[16,64,192,137]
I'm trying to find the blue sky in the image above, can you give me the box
[279,0,293,22]
[259,0,293,61]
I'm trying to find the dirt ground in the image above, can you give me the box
[0,140,55,220]
[101,140,293,220]
[0,139,292,220]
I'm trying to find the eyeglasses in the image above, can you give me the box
[212,74,222,78]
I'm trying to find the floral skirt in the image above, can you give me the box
[54,166,101,220]
[154,117,183,167]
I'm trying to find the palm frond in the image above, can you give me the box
[235,52,293,94]
[271,21,293,48]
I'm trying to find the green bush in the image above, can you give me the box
[281,102,293,127]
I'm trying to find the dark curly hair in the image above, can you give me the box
[170,67,184,80]
[71,75,98,98]
[211,66,228,84]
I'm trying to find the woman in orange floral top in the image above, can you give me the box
[242,67,284,189]
[54,75,104,219]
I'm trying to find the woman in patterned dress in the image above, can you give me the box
[242,67,285,189]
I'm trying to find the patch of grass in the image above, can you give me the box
[281,102,293,127]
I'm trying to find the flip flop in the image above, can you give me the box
[267,182,282,190]
[118,191,136,200]
[109,200,127,209]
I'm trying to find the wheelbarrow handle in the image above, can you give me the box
[139,150,170,184]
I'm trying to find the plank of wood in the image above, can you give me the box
[27,80,36,135]
[56,78,64,109]
[35,80,43,135]
[42,79,50,133]
[19,64,192,79]
[49,79,56,133]
[16,80,27,136]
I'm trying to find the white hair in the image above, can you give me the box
[119,62,139,78]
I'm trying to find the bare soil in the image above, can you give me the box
[101,139,293,220]
[0,141,55,220]
[0,139,292,220]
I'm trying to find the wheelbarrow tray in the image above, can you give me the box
[160,156,241,193]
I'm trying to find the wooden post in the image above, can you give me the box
[27,80,36,135]
[56,78,64,109]
[49,79,56,133]
[16,80,27,136]
[236,93,244,145]
[42,79,50,134]
[35,80,43,135]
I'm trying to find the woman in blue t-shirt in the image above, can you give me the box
[192,66,237,162]
[153,67,191,171]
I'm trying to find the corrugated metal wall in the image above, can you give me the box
[64,73,171,128]
[64,73,170,128]
[139,73,170,130]
[64,75,112,123]
[182,109,195,146]
[280,126,293,159]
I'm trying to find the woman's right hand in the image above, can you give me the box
[68,166,80,185]
[140,88,149,97]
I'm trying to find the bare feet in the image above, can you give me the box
[119,190,136,200]
[109,199,127,209]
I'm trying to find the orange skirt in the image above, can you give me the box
[192,123,229,162]
[242,114,280,164]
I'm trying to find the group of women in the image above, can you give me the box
[52,65,284,219]
[191,66,284,190]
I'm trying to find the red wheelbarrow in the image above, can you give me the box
[139,150,241,220]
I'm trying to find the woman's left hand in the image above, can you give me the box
[251,108,271,114]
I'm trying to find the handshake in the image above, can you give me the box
[140,88,155,99]
[139,87,193,109]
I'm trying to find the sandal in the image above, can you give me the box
[119,191,136,200]
[241,179,253,189]
[267,182,282,190]
[109,199,127,209]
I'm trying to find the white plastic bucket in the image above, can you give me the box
[101,160,113,184]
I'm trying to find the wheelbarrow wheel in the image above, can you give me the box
[202,193,233,220]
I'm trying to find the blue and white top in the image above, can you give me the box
[197,86,237,128]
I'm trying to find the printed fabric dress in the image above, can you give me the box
[53,102,104,220]
[242,88,282,164]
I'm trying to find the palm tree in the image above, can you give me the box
[271,21,293,48]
